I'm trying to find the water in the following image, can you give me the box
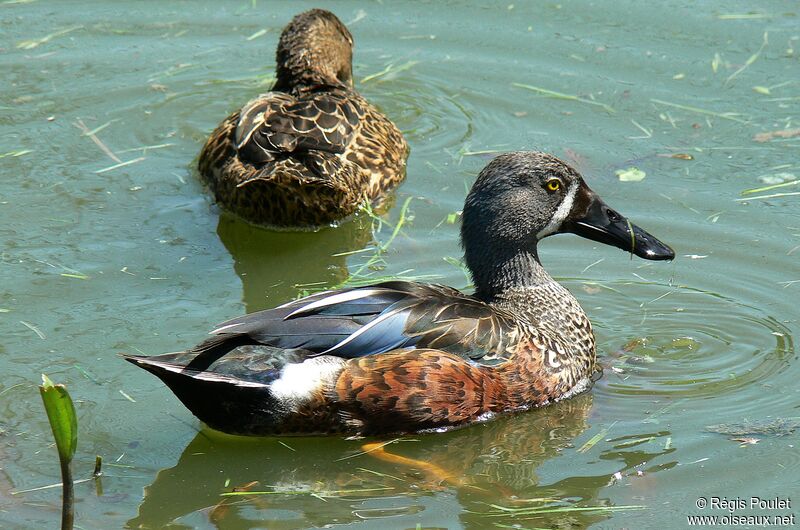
[2,1,798,528]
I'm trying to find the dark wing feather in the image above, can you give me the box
[185,281,516,371]
[235,87,364,165]
[399,286,515,360]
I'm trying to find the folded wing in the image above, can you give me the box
[184,281,515,372]
[235,87,364,165]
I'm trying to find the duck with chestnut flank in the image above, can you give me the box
[125,152,674,436]
[198,9,409,228]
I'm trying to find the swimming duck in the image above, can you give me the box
[126,152,674,436]
[198,9,409,228]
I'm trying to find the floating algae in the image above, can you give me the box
[706,418,800,437]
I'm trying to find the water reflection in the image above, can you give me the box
[127,394,658,529]
[215,212,374,312]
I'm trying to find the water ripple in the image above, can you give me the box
[594,283,794,405]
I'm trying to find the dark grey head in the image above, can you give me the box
[274,9,354,91]
[461,151,674,301]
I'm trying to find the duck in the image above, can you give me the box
[198,9,409,228]
[125,152,674,436]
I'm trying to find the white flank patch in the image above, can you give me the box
[269,356,345,408]
[536,183,578,240]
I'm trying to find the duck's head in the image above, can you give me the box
[461,151,674,300]
[274,9,354,91]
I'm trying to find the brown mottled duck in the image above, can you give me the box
[198,9,409,228]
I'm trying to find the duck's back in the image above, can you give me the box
[198,85,407,228]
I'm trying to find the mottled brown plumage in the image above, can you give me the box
[125,152,675,435]
[198,9,408,228]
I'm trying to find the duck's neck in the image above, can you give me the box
[274,68,334,93]
[470,245,597,406]
[471,246,554,302]
[273,43,349,93]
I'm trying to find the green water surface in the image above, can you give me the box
[2,1,798,528]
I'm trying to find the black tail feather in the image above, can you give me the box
[184,334,259,372]
[122,353,286,435]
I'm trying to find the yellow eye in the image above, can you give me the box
[546,179,561,192]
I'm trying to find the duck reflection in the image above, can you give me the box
[126,394,631,529]
[215,212,374,311]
